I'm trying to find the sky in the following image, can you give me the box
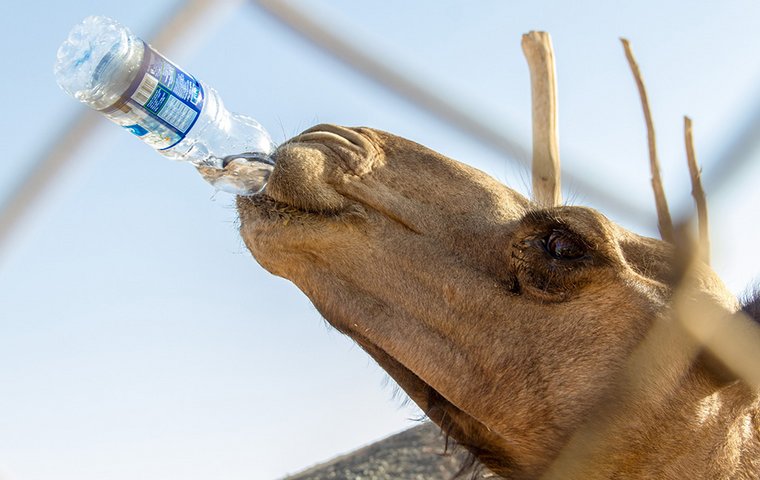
[1,1,760,479]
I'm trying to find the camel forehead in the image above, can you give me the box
[342,127,533,225]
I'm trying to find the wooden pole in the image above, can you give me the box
[621,38,675,243]
[684,116,710,264]
[522,31,562,207]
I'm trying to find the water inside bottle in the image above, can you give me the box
[196,153,274,196]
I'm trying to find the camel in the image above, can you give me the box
[233,122,760,478]
[225,35,760,478]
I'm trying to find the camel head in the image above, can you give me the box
[236,124,743,478]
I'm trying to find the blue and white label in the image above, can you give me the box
[101,42,204,150]
[124,124,149,137]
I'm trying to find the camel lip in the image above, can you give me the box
[238,192,325,219]
[242,188,422,239]
[237,190,367,234]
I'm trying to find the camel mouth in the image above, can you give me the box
[237,125,391,234]
[237,191,366,229]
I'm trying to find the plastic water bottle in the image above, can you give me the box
[54,15,274,195]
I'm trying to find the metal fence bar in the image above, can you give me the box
[0,110,99,255]
[703,96,760,195]
[251,0,655,225]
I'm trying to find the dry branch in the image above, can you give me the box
[621,38,675,243]
[522,31,561,207]
[684,116,711,264]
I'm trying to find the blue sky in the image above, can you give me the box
[2,1,760,479]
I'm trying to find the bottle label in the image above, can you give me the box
[101,42,204,150]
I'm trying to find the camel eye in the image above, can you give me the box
[544,229,586,260]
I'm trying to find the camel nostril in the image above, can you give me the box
[286,124,381,177]
[262,141,349,212]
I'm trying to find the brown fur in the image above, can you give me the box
[236,124,760,479]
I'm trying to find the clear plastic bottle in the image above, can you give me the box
[54,15,274,195]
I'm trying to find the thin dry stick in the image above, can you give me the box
[684,116,711,264]
[522,31,562,207]
[621,38,675,243]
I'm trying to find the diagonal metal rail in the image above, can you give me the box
[251,0,655,224]
[703,96,760,194]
